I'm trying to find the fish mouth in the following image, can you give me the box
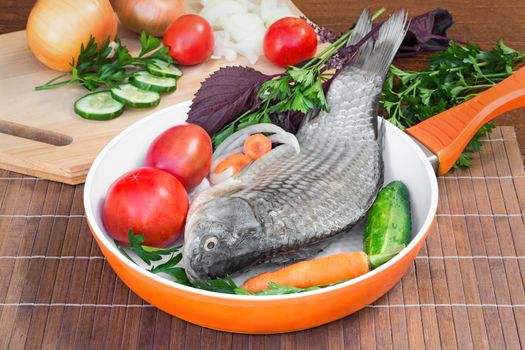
[184,264,208,284]
[183,253,208,283]
[183,250,233,283]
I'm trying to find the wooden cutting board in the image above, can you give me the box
[0,0,303,184]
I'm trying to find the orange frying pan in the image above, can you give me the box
[84,66,525,333]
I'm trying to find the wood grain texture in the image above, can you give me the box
[0,127,523,349]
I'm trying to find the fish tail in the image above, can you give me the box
[350,9,409,79]
[346,9,374,67]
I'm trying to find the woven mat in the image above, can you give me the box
[0,126,524,349]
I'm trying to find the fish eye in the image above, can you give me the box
[204,236,218,251]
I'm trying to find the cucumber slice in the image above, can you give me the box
[74,91,124,120]
[111,84,160,108]
[130,71,177,93]
[147,59,183,78]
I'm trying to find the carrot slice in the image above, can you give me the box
[214,153,253,174]
[241,252,370,293]
[243,134,272,160]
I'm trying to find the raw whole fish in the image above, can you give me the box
[183,9,408,282]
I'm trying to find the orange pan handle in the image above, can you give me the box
[406,66,525,175]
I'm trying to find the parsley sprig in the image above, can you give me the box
[381,40,524,166]
[116,230,239,293]
[36,32,172,91]
[234,281,346,295]
[211,62,333,147]
[116,230,344,295]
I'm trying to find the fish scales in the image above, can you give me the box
[183,9,409,282]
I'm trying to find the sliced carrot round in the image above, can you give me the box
[243,134,272,160]
[214,153,253,174]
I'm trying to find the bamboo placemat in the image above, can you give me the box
[0,126,524,349]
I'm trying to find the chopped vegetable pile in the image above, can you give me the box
[201,0,295,63]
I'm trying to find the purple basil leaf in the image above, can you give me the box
[327,23,382,71]
[187,66,272,135]
[271,110,305,134]
[396,8,453,57]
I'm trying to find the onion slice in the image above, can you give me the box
[214,123,293,158]
[268,133,300,153]
[212,123,300,167]
[220,12,265,43]
[202,0,296,63]
[209,124,300,186]
[199,0,248,28]
[209,166,235,185]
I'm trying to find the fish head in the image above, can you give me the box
[183,197,262,283]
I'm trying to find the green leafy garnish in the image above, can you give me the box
[120,230,180,264]
[381,40,524,166]
[211,66,332,147]
[193,277,240,294]
[116,231,348,296]
[252,282,321,295]
[115,230,240,293]
[233,280,347,296]
[36,33,174,91]
[208,9,385,147]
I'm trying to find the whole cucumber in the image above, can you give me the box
[363,181,411,268]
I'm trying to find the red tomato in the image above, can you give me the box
[163,14,214,65]
[102,167,188,247]
[263,17,318,67]
[146,124,212,190]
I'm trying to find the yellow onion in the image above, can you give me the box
[110,0,185,37]
[27,0,118,72]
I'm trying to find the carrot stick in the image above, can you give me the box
[214,153,252,174]
[243,134,272,160]
[241,252,370,293]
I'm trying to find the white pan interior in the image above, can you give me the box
[84,101,438,298]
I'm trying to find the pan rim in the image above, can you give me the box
[84,101,439,301]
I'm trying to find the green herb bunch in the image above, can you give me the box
[36,33,172,91]
[381,40,525,167]
[116,230,239,293]
[211,65,331,146]
[117,230,342,295]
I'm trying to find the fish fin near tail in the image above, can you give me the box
[346,9,374,67]
[351,10,409,79]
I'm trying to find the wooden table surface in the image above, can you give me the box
[1,1,525,350]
